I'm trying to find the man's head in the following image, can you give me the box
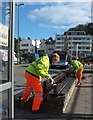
[51,53,60,64]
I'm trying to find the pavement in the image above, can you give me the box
[64,65,93,119]
[65,73,93,114]
[14,64,93,120]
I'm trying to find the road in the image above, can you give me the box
[14,65,26,85]
[14,64,27,95]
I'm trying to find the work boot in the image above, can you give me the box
[76,81,79,85]
[80,81,83,85]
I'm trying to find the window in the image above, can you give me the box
[56,46,61,49]
[73,37,77,40]
[87,38,90,40]
[82,37,85,40]
[2,34,7,39]
[78,47,81,49]
[0,3,10,82]
[86,47,89,49]
[69,42,71,44]
[0,1,14,119]
[22,44,28,46]
[69,38,71,40]
[71,32,77,35]
[24,49,28,51]
[57,37,61,40]
[56,42,61,44]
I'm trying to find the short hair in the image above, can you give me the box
[52,53,60,61]
[39,52,47,57]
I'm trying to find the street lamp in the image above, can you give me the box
[15,3,24,64]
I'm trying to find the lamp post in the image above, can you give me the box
[15,3,24,64]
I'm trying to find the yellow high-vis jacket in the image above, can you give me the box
[71,60,83,72]
[26,56,50,80]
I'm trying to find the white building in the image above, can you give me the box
[20,39,41,53]
[20,40,35,53]
[55,31,92,56]
[39,40,46,52]
[39,39,55,55]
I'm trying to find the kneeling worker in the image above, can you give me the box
[68,59,84,85]
[21,53,60,112]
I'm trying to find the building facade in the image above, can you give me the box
[39,39,55,55]
[20,40,35,53]
[45,40,55,55]
[55,31,92,56]
[39,40,46,53]
[20,39,41,53]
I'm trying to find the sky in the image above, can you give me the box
[14,1,92,40]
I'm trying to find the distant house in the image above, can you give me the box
[39,39,55,55]
[20,39,35,53]
[20,39,41,54]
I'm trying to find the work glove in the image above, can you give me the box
[46,74,55,84]
[46,74,52,80]
[50,78,55,84]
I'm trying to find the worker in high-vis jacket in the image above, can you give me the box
[68,59,84,85]
[21,53,60,112]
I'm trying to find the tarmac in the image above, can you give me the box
[14,64,93,120]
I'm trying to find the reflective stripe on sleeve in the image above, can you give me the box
[37,61,46,68]
[30,63,36,70]
[31,62,47,70]
[30,57,48,71]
